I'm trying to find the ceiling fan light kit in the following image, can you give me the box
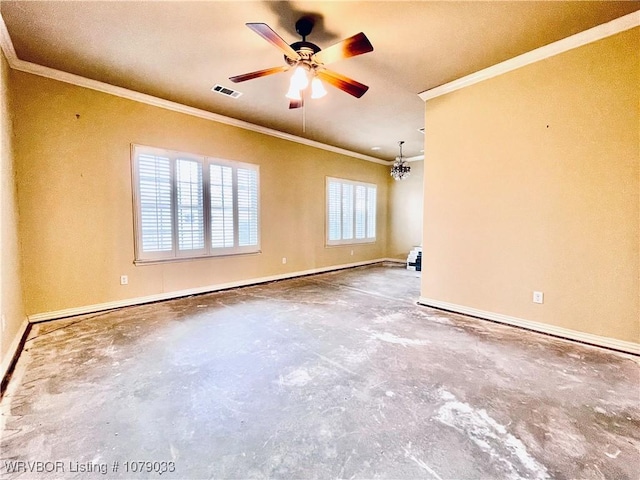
[229,17,373,109]
[290,65,309,90]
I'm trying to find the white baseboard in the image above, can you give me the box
[418,297,640,356]
[1,317,29,386]
[381,258,406,264]
[28,259,389,323]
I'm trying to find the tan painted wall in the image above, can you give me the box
[0,50,26,368]
[388,161,424,259]
[422,28,639,343]
[12,71,389,316]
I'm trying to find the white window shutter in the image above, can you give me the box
[237,167,258,247]
[367,186,376,239]
[210,164,234,248]
[328,181,341,241]
[342,183,354,240]
[326,177,376,246]
[355,185,366,239]
[176,158,204,251]
[133,145,260,262]
[138,153,173,252]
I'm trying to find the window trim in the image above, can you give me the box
[326,176,377,246]
[131,144,260,264]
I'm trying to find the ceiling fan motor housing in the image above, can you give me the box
[285,17,322,68]
[295,16,315,39]
[285,41,321,67]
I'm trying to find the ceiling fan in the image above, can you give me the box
[229,17,373,109]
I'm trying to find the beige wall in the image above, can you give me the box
[388,160,424,259]
[422,28,639,343]
[12,71,389,316]
[4,23,637,355]
[0,50,26,371]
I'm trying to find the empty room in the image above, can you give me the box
[1,1,638,479]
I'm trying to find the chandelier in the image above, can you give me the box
[390,141,411,181]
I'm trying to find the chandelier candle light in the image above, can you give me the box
[391,140,411,180]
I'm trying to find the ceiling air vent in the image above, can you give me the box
[211,84,243,99]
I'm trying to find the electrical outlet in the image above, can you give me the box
[350,250,354,256]
[282,257,287,264]
[533,291,544,304]
[120,275,129,285]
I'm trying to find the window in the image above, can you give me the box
[132,145,260,263]
[326,177,376,245]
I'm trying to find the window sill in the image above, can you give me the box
[325,240,376,248]
[133,250,262,266]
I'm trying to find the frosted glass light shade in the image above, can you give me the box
[311,78,327,99]
[285,82,302,100]
[291,66,309,90]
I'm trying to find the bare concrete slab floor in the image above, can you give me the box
[1,265,638,479]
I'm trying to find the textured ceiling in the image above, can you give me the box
[2,1,638,161]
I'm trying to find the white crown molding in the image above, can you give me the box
[27,259,389,323]
[418,297,640,357]
[419,10,640,102]
[0,14,387,167]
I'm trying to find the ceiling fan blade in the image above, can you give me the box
[313,32,373,65]
[246,23,301,61]
[289,99,303,109]
[229,65,289,83]
[316,69,369,98]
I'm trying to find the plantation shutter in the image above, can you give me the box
[138,153,173,253]
[354,185,366,239]
[237,167,259,247]
[326,177,376,246]
[176,158,205,251]
[328,181,341,241]
[342,183,354,240]
[133,145,260,262]
[210,164,234,248]
[366,186,376,239]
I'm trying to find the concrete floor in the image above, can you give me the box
[1,265,639,479]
